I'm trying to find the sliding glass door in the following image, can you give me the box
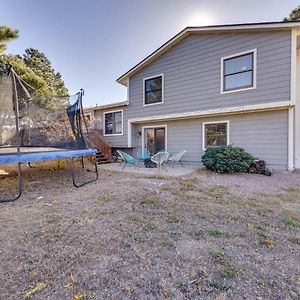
[144,127,165,155]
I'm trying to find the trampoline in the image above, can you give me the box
[0,147,97,164]
[0,66,99,202]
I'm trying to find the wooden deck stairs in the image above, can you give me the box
[89,129,113,164]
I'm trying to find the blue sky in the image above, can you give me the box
[0,0,298,106]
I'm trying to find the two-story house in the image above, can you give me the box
[87,21,300,170]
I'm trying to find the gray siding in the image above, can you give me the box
[131,110,288,169]
[128,31,291,118]
[95,30,291,169]
[107,30,291,148]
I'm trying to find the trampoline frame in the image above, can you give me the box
[0,67,99,203]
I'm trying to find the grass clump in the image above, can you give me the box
[97,210,112,216]
[211,248,225,259]
[179,178,198,191]
[181,193,198,201]
[289,236,300,245]
[208,229,223,237]
[160,240,174,248]
[221,263,239,278]
[141,198,159,206]
[133,235,145,243]
[143,221,160,232]
[253,225,274,248]
[231,214,240,222]
[21,282,47,299]
[127,214,144,223]
[282,215,300,228]
[282,186,300,193]
[166,215,181,224]
[189,228,204,239]
[178,281,189,293]
[209,281,230,292]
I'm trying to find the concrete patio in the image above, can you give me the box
[98,163,200,177]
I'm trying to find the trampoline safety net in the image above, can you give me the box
[0,67,91,156]
[0,66,98,202]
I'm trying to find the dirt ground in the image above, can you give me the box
[0,162,299,299]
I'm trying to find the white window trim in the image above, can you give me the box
[202,120,230,150]
[143,73,164,106]
[103,109,123,136]
[221,49,257,94]
[141,125,168,151]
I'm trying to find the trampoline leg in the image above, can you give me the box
[81,157,85,169]
[28,162,35,168]
[0,163,23,203]
[71,156,99,188]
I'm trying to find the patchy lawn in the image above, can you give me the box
[0,163,299,299]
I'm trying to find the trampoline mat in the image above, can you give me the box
[0,147,97,165]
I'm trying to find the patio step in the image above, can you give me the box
[95,153,111,164]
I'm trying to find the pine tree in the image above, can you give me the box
[283,5,300,21]
[0,27,68,108]
[0,54,50,93]
[23,48,68,97]
[0,26,18,53]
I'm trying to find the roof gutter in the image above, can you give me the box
[84,101,129,112]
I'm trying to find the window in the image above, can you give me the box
[144,75,163,105]
[104,110,123,135]
[221,50,256,93]
[203,121,229,149]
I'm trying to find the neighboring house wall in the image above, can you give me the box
[131,110,288,169]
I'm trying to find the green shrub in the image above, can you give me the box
[202,145,254,173]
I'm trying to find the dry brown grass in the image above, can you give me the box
[0,165,299,299]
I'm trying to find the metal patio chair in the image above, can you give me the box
[151,150,169,171]
[117,150,139,171]
[137,148,151,167]
[168,150,187,167]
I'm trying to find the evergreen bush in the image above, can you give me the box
[202,145,254,173]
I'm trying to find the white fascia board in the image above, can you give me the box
[85,101,129,112]
[187,22,300,33]
[128,101,292,124]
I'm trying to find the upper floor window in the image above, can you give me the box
[221,50,256,93]
[143,74,164,105]
[203,121,229,150]
[104,110,123,135]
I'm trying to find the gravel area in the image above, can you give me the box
[0,163,299,299]
[195,168,300,196]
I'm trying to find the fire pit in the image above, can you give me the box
[144,158,157,168]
